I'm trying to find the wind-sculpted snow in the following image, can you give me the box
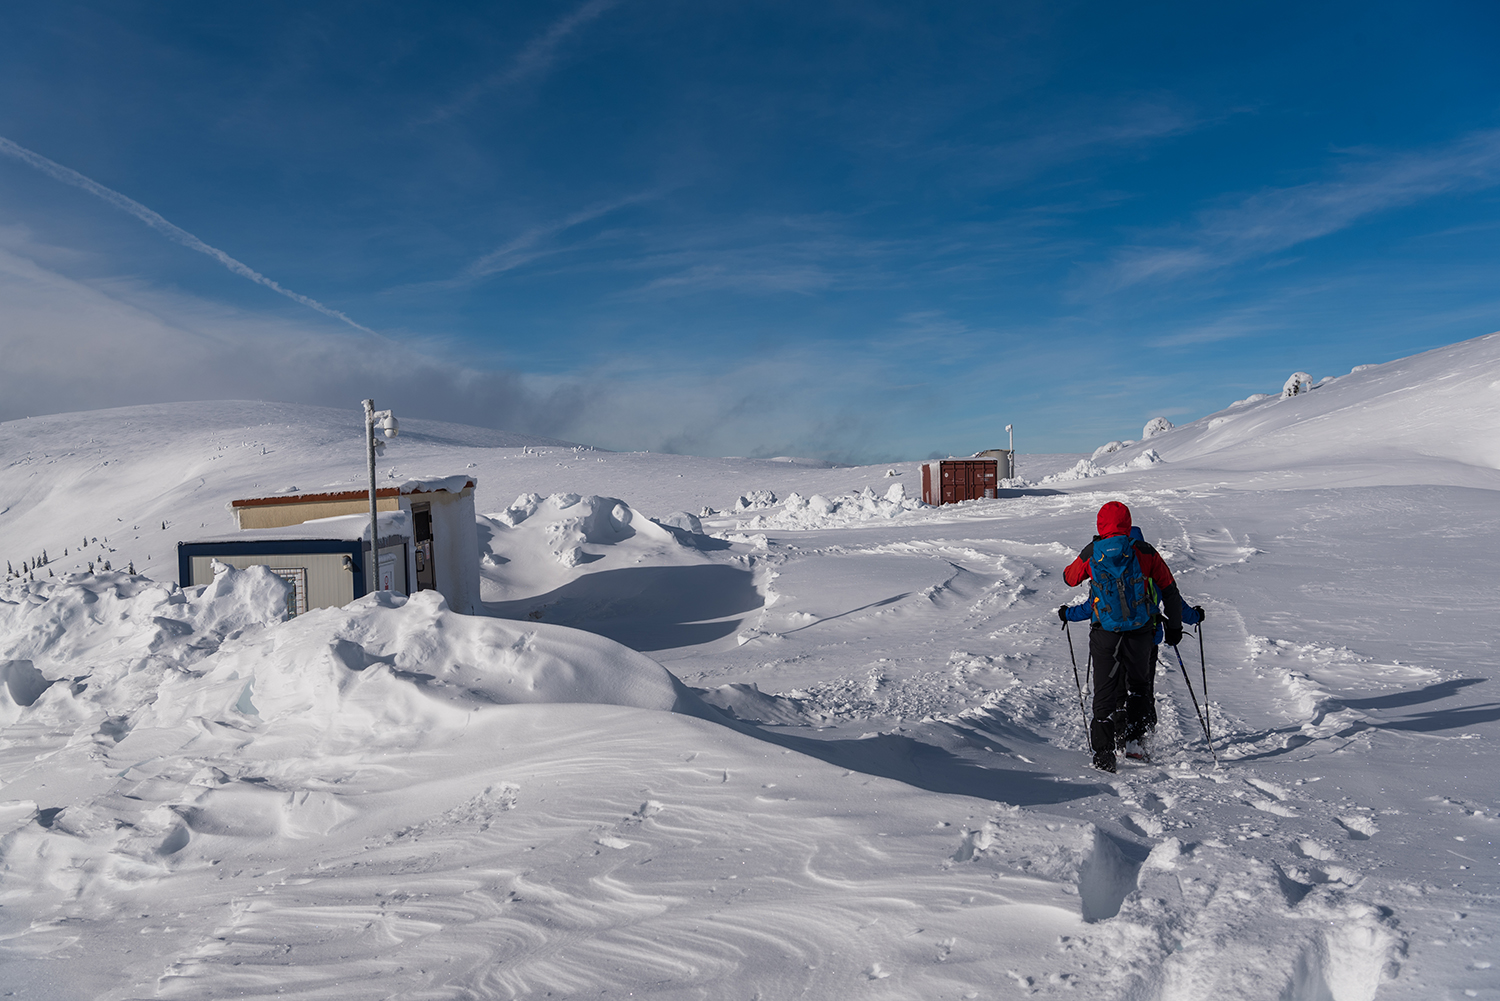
[0,568,1126,1000]
[724,483,923,531]
[5,332,1500,998]
[0,565,291,724]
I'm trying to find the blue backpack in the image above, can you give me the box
[1090,535,1152,632]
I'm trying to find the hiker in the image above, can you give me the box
[1059,525,1204,757]
[1059,501,1184,772]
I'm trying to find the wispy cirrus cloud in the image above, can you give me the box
[0,135,374,333]
[464,191,657,279]
[1102,128,1500,291]
[425,0,621,122]
[404,189,662,292]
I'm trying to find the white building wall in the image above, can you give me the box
[428,487,480,614]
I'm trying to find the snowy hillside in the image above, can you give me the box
[2,332,1499,999]
[1092,331,1500,488]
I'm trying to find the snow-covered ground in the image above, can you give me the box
[2,332,1499,999]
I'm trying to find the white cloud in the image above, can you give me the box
[1101,128,1500,290]
[0,230,922,463]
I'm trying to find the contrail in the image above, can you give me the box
[0,135,374,333]
[425,0,620,122]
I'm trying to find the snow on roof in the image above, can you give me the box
[187,510,412,544]
[231,475,476,509]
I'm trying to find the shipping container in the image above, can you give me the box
[920,459,1001,505]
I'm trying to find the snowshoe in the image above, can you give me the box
[1092,752,1117,774]
[1124,738,1151,762]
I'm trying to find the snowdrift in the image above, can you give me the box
[478,493,763,653]
[7,334,1500,999]
[0,566,702,733]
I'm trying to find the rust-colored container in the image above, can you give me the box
[921,459,1000,505]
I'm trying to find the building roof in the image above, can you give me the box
[231,475,476,510]
[187,511,412,544]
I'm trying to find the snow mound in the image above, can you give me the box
[1122,447,1163,469]
[734,489,778,511]
[491,492,678,568]
[1091,439,1133,460]
[733,484,922,530]
[654,510,704,534]
[0,566,699,735]
[158,590,696,729]
[1142,417,1174,438]
[0,567,290,723]
[1042,459,1107,483]
[1281,371,1313,398]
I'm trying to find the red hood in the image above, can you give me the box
[1097,501,1132,538]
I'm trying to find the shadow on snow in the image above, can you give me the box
[484,564,764,653]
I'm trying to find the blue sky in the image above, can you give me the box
[2,1,1498,460]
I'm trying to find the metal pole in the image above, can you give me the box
[1172,644,1219,765]
[1063,621,1089,751]
[363,399,377,597]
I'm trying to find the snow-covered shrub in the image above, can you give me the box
[1282,372,1313,398]
[1122,448,1163,469]
[1091,440,1133,460]
[734,490,778,511]
[1042,459,1107,483]
[1142,417,1174,439]
[739,486,923,530]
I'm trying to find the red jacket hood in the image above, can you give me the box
[1097,501,1132,538]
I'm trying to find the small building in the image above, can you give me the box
[177,476,479,615]
[972,448,1015,477]
[921,456,1009,506]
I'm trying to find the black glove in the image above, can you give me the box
[1057,605,1068,623]
[1193,605,1205,623]
[1164,621,1184,647]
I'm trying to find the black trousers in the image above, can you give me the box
[1089,623,1157,756]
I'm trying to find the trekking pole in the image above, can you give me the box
[1197,622,1211,754]
[1172,644,1218,765]
[1062,620,1089,748]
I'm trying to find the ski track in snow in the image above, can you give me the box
[4,333,1500,999]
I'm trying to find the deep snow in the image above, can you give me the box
[2,332,1499,999]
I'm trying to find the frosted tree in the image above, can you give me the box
[1282,372,1313,398]
[1142,417,1175,439]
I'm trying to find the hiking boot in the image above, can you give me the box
[1092,752,1117,774]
